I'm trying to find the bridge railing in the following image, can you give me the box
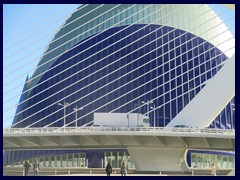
[3,126,235,136]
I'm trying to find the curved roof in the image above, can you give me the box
[28,4,234,93]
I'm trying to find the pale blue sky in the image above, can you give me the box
[3,4,79,128]
[3,4,235,128]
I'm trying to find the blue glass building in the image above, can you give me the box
[4,4,235,169]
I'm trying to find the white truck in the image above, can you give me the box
[93,113,150,127]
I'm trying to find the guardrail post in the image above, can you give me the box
[68,170,70,175]
[192,169,194,176]
[55,169,57,175]
[23,169,24,176]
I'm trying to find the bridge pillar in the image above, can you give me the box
[127,147,190,172]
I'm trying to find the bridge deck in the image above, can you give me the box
[3,127,235,151]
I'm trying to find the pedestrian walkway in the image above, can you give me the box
[3,166,233,176]
[56,173,169,176]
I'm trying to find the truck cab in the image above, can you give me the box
[140,116,150,127]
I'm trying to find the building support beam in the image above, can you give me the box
[167,54,235,128]
[127,147,189,172]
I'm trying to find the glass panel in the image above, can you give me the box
[211,154,217,165]
[80,153,86,167]
[223,156,228,168]
[197,154,203,168]
[39,158,44,167]
[45,157,49,167]
[50,156,55,167]
[74,154,79,167]
[112,152,117,168]
[68,154,73,167]
[62,155,67,167]
[203,154,210,168]
[228,156,234,168]
[118,152,124,168]
[56,156,61,167]
[191,153,197,168]
[217,155,222,169]
[105,152,111,167]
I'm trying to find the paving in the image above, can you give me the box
[3,172,226,176]
[3,167,234,176]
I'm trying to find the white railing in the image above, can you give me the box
[3,126,235,136]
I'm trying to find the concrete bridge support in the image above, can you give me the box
[127,147,190,172]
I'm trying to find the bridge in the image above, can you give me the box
[3,127,235,172]
[3,127,235,150]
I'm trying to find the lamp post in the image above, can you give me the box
[151,103,156,128]
[141,100,153,117]
[127,113,130,128]
[73,106,84,129]
[58,101,69,129]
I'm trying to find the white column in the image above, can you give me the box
[127,147,190,172]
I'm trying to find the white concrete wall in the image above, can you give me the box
[127,147,188,172]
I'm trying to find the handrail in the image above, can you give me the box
[3,127,235,136]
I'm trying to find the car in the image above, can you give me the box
[92,124,102,127]
[174,125,189,128]
[172,125,189,132]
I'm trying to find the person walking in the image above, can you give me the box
[211,162,218,176]
[120,161,127,176]
[105,162,112,176]
[33,160,40,176]
[24,160,31,176]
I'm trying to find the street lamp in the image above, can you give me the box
[141,100,153,117]
[150,103,156,128]
[134,103,141,113]
[73,106,84,128]
[58,101,69,129]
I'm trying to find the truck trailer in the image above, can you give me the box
[93,113,150,127]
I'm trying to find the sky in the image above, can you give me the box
[3,4,79,128]
[3,4,235,128]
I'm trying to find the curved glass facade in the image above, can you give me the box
[30,4,234,92]
[12,24,232,128]
[5,4,235,167]
[187,150,235,169]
